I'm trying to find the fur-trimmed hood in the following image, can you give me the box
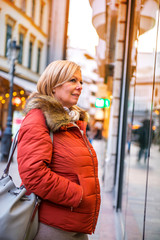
[24,93,89,132]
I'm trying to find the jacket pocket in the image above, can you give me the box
[75,174,97,214]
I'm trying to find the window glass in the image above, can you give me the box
[37,47,41,73]
[122,0,160,239]
[5,24,12,57]
[28,41,33,69]
[144,8,160,240]
[32,0,35,20]
[18,33,24,64]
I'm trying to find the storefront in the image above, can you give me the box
[0,71,36,137]
[114,0,160,239]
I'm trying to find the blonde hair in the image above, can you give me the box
[37,60,81,96]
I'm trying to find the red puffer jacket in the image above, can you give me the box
[17,94,101,234]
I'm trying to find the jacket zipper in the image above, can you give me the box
[68,124,98,232]
[81,131,98,233]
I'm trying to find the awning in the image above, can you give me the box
[0,70,37,92]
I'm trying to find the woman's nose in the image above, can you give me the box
[76,81,82,90]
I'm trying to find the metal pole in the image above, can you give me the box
[0,56,15,161]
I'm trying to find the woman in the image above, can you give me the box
[17,60,101,240]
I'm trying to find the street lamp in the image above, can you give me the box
[1,39,20,162]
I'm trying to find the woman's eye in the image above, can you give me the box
[70,78,76,83]
[69,79,83,85]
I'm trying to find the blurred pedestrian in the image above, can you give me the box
[93,121,103,140]
[133,119,154,163]
[86,123,94,144]
[17,60,101,240]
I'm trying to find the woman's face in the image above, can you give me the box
[53,69,83,108]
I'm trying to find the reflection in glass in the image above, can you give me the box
[144,8,160,240]
[122,0,160,239]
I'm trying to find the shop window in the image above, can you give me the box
[120,0,160,239]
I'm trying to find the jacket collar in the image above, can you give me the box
[25,93,89,132]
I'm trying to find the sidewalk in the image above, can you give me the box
[89,189,116,240]
[90,139,116,239]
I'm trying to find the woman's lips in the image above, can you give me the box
[72,94,80,97]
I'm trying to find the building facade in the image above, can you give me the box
[89,0,160,239]
[0,0,69,133]
[0,0,49,132]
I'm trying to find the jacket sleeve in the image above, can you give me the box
[17,116,83,208]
